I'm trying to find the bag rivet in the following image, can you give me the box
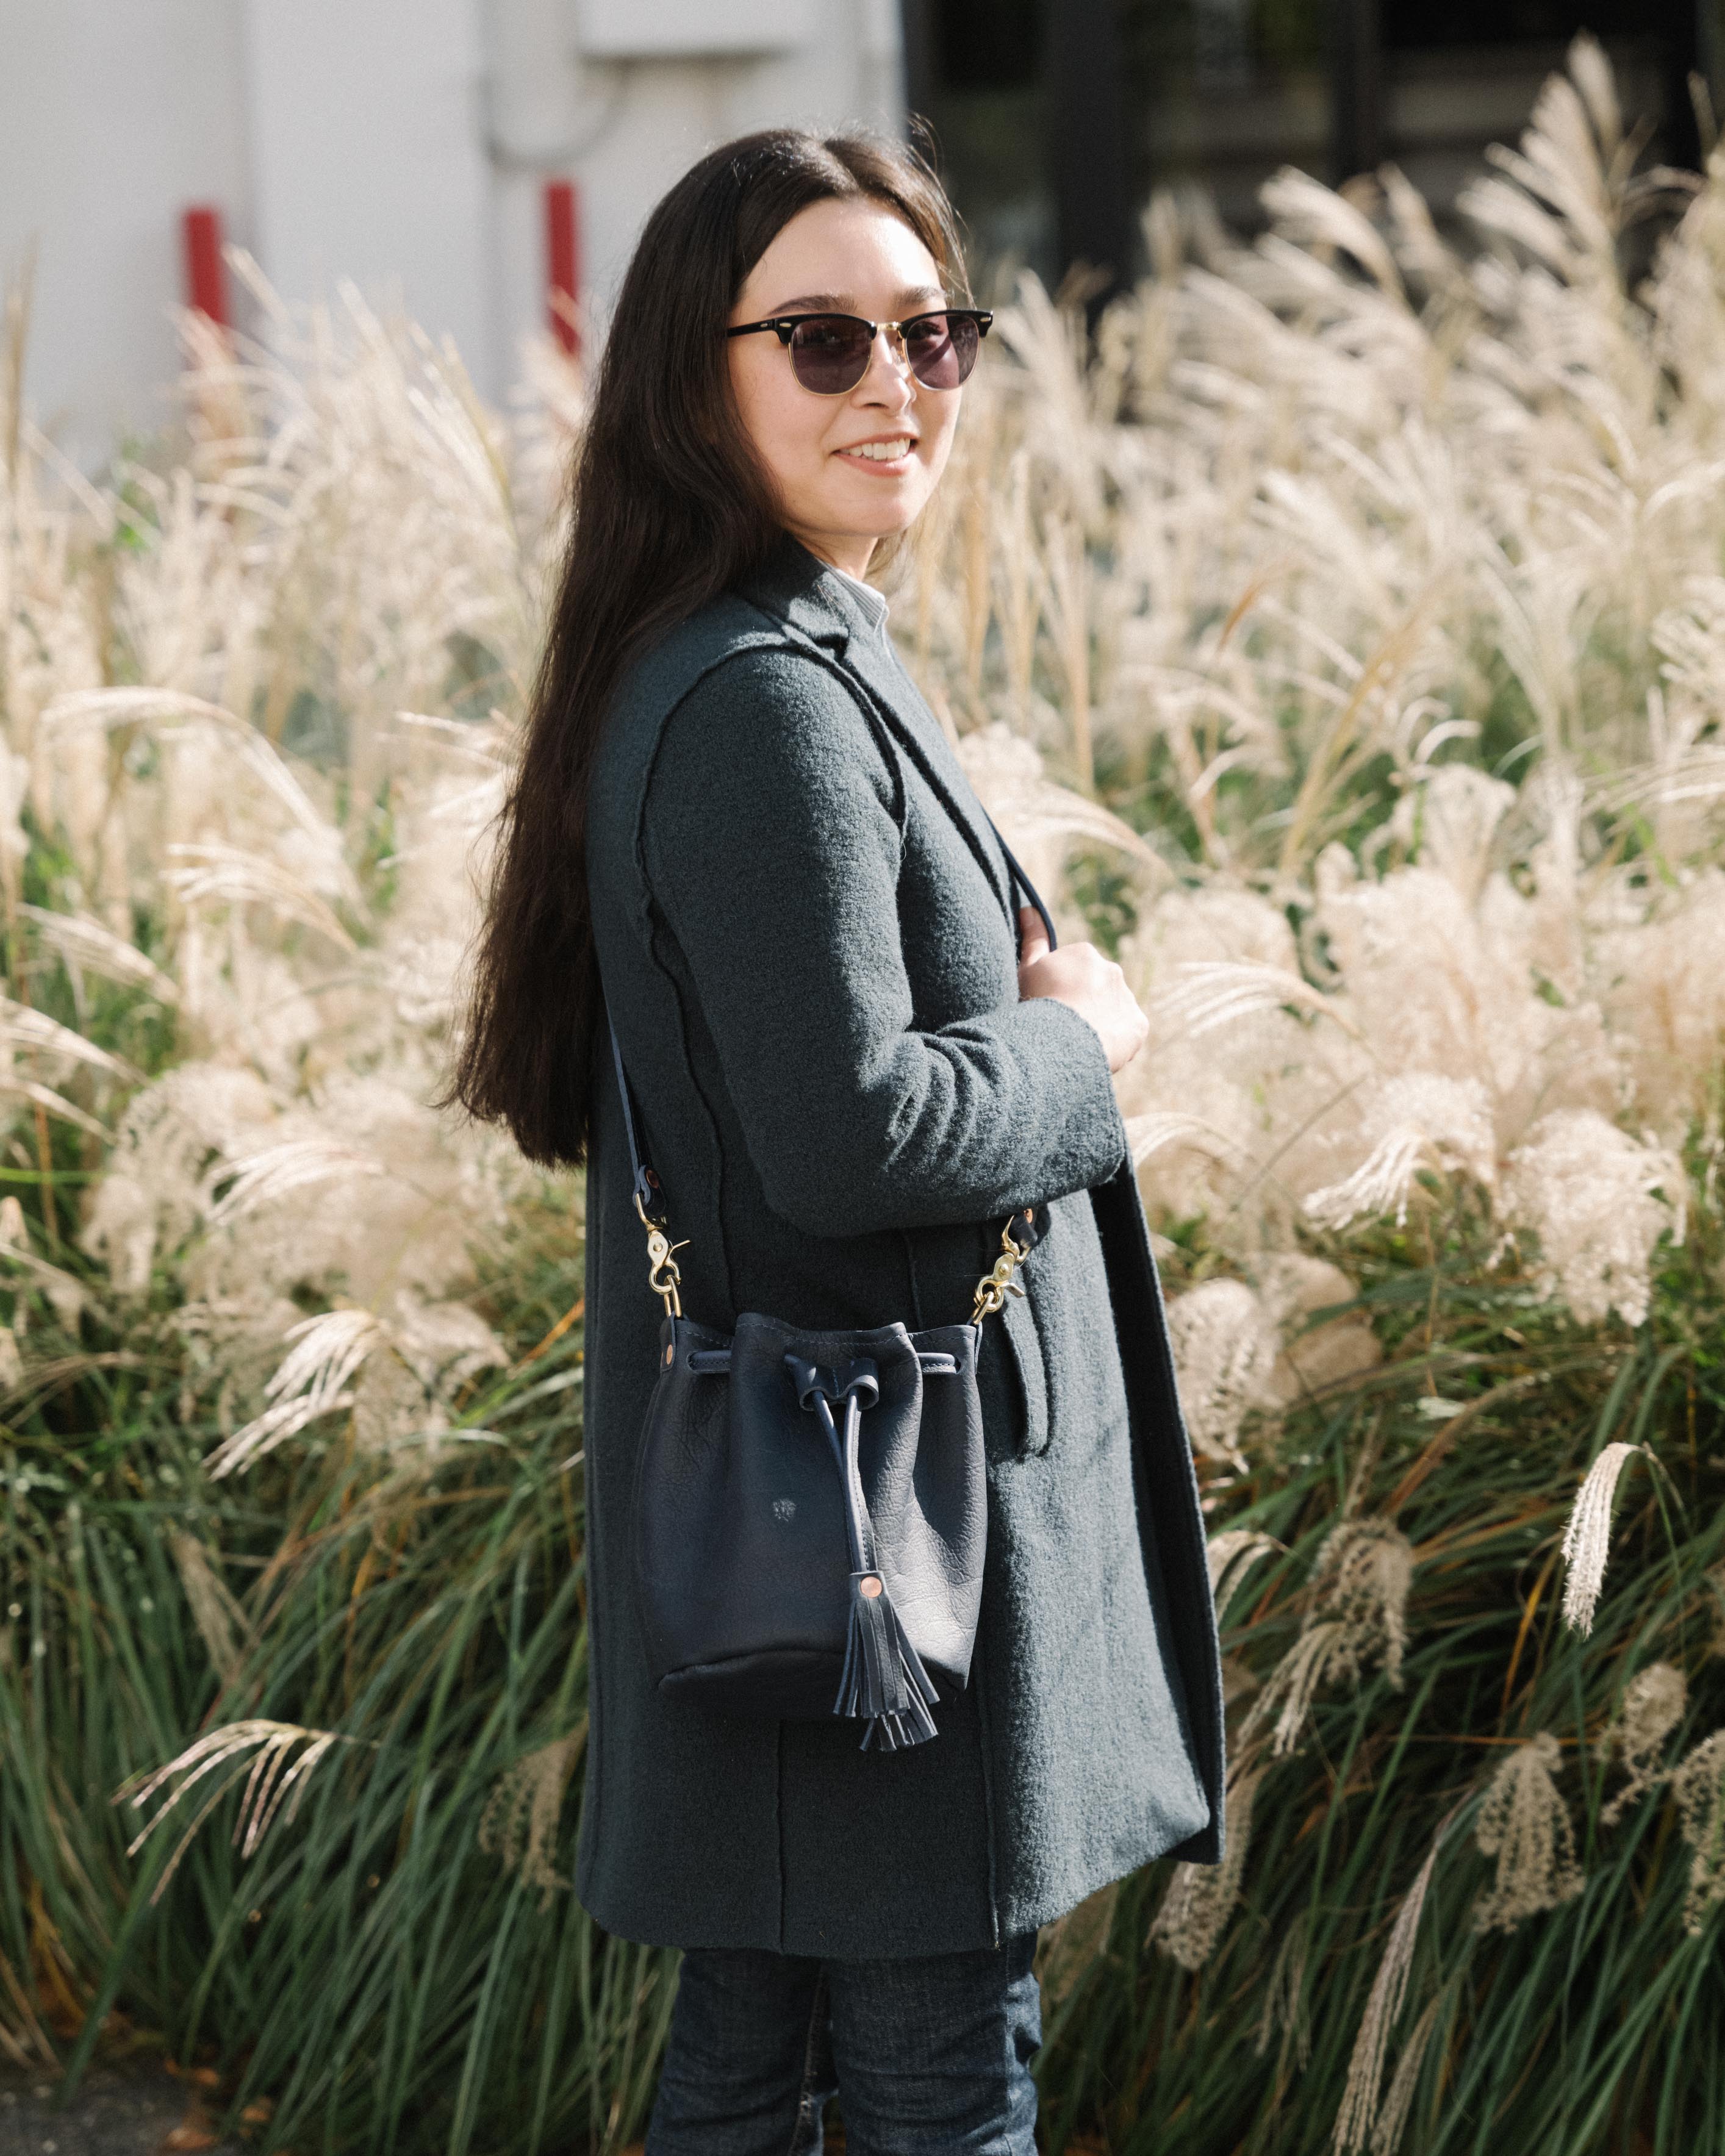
[859,1575,883,1600]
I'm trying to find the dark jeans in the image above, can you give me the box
[644,1929,1042,2155]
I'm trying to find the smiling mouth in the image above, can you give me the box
[837,437,916,463]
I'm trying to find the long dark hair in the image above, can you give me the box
[442,129,969,1167]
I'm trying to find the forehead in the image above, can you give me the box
[741,196,944,312]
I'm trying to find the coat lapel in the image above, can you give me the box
[836,623,1019,926]
[737,539,1017,926]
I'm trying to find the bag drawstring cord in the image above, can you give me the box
[788,1355,940,1752]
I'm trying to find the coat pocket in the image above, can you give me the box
[1000,1289,1050,1458]
[1025,1191,1130,1456]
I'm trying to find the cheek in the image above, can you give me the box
[916,399,960,484]
[730,351,823,498]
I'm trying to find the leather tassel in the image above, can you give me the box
[834,1569,939,1752]
[787,1361,942,1750]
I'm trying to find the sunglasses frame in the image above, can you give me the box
[724,308,994,394]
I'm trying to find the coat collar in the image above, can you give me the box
[736,536,1016,924]
[734,533,865,653]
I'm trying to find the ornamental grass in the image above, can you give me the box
[2,34,1723,2154]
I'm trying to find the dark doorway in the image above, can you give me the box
[903,0,1712,288]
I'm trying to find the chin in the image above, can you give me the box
[828,484,930,539]
[863,504,920,537]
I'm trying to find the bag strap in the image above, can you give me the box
[609,814,1058,1325]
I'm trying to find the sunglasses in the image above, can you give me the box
[725,308,994,395]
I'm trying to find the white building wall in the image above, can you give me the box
[0,0,251,462]
[0,0,904,456]
[242,0,501,392]
[485,0,904,386]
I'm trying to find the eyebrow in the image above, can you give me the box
[763,285,949,316]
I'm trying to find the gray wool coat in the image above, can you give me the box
[576,536,1224,1960]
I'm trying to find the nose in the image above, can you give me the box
[857,324,916,402]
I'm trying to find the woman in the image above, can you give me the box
[450,129,1224,2155]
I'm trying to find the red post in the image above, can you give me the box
[543,179,579,354]
[182,205,229,327]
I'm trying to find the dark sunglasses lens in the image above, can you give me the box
[903,313,979,389]
[787,316,873,393]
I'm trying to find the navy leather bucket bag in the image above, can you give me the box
[608,826,1056,1752]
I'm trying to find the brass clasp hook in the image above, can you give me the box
[636,1191,688,1319]
[970,1209,1035,1324]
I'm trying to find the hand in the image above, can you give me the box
[1016,908,1149,1075]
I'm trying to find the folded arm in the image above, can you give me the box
[642,648,1127,1239]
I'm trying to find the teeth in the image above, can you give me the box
[849,439,912,460]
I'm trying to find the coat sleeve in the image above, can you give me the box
[639,645,1128,1239]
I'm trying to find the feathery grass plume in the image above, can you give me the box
[1302,1130,1435,1234]
[1150,1766,1264,1969]
[956,721,1163,904]
[1150,959,1346,1040]
[477,1732,583,1911]
[0,1069,110,1142]
[82,1064,283,1294]
[1369,1993,1444,2156]
[163,842,358,953]
[20,903,181,1005]
[0,995,142,1083]
[206,1308,378,1478]
[1313,1520,1415,1689]
[1254,1253,1382,1400]
[1505,1113,1685,1328]
[1123,1109,1239,1170]
[1472,1733,1584,1933]
[1303,1075,1496,1231]
[1601,1662,1687,1825]
[1333,1827,1446,2154]
[1244,1621,1347,1758]
[0,1209,90,1332]
[1163,1277,1279,1467]
[1241,1521,1411,1760]
[116,1721,353,1904]
[1669,1730,1725,1933]
[1558,1441,1643,1635]
[205,1134,388,1225]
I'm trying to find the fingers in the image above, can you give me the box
[1017,904,1050,964]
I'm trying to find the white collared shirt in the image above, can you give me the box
[830,564,891,637]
